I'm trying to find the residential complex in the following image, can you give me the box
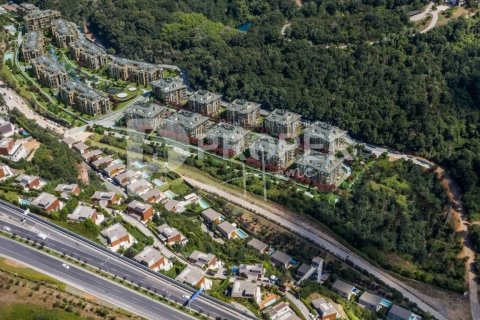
[295,153,345,185]
[31,56,68,89]
[264,109,301,138]
[50,18,78,48]
[163,110,209,139]
[188,90,222,116]
[69,39,108,70]
[151,77,187,104]
[123,101,168,131]
[248,136,296,169]
[304,121,349,154]
[25,9,61,31]
[108,58,162,86]
[59,81,111,116]
[22,31,44,63]
[205,123,248,157]
[226,99,260,127]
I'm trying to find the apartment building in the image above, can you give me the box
[151,77,187,104]
[188,90,222,116]
[205,123,248,157]
[51,18,79,48]
[304,121,349,154]
[25,9,61,31]
[226,99,260,127]
[108,58,162,86]
[18,3,39,16]
[31,56,68,89]
[296,153,344,185]
[22,31,44,63]
[69,39,108,70]
[163,110,209,139]
[123,101,168,131]
[248,136,296,169]
[59,81,111,116]
[264,109,301,138]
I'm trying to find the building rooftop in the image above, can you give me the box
[112,57,160,72]
[271,250,292,265]
[189,90,221,105]
[67,205,96,221]
[124,101,167,120]
[201,208,221,222]
[92,155,113,168]
[263,301,300,320]
[25,9,59,19]
[296,153,344,174]
[134,246,163,266]
[206,123,247,143]
[296,263,313,277]
[115,170,137,182]
[82,149,102,160]
[249,135,296,156]
[175,267,205,286]
[31,192,58,209]
[247,238,268,253]
[189,250,215,267]
[231,280,258,297]
[126,178,152,192]
[151,77,186,93]
[304,121,347,142]
[332,279,355,296]
[218,221,236,235]
[55,183,79,193]
[70,38,106,55]
[73,141,88,151]
[227,99,261,114]
[31,55,66,74]
[62,81,106,101]
[51,18,77,36]
[266,109,301,125]
[388,305,415,320]
[127,200,152,213]
[157,223,181,239]
[140,188,166,202]
[24,31,42,51]
[359,291,383,307]
[16,174,39,185]
[92,191,116,201]
[311,298,337,316]
[166,110,209,130]
[101,222,129,243]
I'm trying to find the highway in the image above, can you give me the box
[0,236,194,320]
[0,201,254,320]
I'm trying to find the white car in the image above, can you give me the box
[62,263,70,270]
[182,294,190,300]
[3,226,11,231]
[36,233,47,240]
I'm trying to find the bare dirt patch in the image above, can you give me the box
[3,259,27,268]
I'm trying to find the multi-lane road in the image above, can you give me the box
[0,201,254,320]
[0,236,194,320]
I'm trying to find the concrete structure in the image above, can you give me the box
[127,200,154,222]
[239,264,265,280]
[104,162,125,177]
[140,188,167,204]
[264,109,301,138]
[175,267,206,288]
[51,18,78,48]
[230,280,261,304]
[296,153,344,185]
[0,122,15,138]
[188,90,222,116]
[18,3,38,16]
[358,291,383,312]
[304,122,349,154]
[247,238,268,254]
[69,39,107,70]
[91,191,121,207]
[115,170,138,187]
[387,305,420,320]
[59,81,111,116]
[108,58,162,86]
[72,141,89,154]
[156,223,186,246]
[15,174,41,190]
[227,99,260,127]
[101,222,131,248]
[249,136,296,169]
[164,199,185,213]
[22,31,44,63]
[134,246,172,271]
[67,205,99,224]
[163,110,209,139]
[188,250,217,269]
[126,178,152,196]
[263,301,300,320]
[31,56,68,89]
[331,280,355,300]
[151,77,187,104]
[217,221,237,239]
[205,123,248,157]
[311,298,339,320]
[271,250,292,269]
[123,101,168,131]
[55,183,80,198]
[201,208,222,225]
[31,192,60,213]
[25,9,61,31]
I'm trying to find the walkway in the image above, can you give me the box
[286,292,310,319]
[409,2,450,33]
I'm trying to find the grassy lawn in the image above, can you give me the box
[168,179,192,197]
[0,257,65,290]
[52,220,101,244]
[0,303,86,320]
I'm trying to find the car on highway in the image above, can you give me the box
[36,233,47,240]
[62,263,70,270]
[3,226,11,231]
[182,294,191,300]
